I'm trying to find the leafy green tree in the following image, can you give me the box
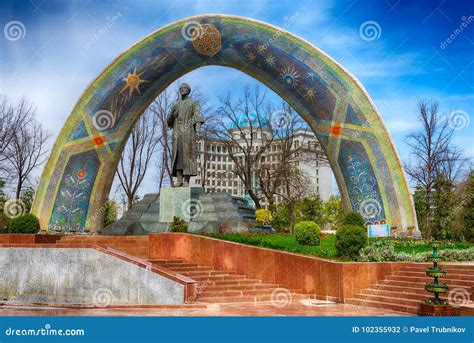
[431,175,455,239]
[413,185,428,237]
[322,195,344,229]
[103,199,118,227]
[0,179,9,232]
[462,171,474,241]
[20,187,35,213]
[295,196,323,225]
[342,211,365,227]
[270,203,290,232]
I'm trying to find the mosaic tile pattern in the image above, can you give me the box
[32,14,416,233]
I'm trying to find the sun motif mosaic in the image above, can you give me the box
[121,67,149,97]
[279,65,299,89]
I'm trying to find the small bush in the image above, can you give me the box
[169,216,187,233]
[294,221,320,246]
[342,211,365,227]
[335,225,368,259]
[8,214,40,234]
[255,209,272,225]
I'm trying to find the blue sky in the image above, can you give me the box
[1,0,473,197]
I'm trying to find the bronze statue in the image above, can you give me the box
[167,83,205,187]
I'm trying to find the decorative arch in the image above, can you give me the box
[32,14,417,233]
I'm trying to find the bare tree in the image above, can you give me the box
[196,108,220,191]
[148,89,174,189]
[116,108,161,209]
[405,99,465,231]
[257,102,323,207]
[4,100,49,199]
[0,96,30,170]
[211,85,274,208]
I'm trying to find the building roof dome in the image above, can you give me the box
[230,113,271,129]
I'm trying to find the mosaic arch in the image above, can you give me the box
[32,14,417,233]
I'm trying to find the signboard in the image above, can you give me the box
[368,224,390,237]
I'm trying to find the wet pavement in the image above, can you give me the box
[0,299,409,316]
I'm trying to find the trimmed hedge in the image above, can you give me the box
[342,211,365,227]
[294,221,320,246]
[8,214,40,234]
[169,216,188,232]
[335,224,368,259]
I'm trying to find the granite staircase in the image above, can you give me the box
[149,258,310,304]
[345,263,474,314]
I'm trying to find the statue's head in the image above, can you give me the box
[179,83,191,96]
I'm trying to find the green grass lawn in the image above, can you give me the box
[203,233,339,259]
[201,233,472,261]
[389,239,472,254]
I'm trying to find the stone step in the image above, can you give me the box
[177,270,230,278]
[147,259,184,263]
[384,279,471,289]
[190,274,247,282]
[345,298,418,314]
[359,289,447,302]
[375,284,440,295]
[200,288,282,298]
[386,275,474,286]
[150,263,199,269]
[352,293,422,307]
[211,279,262,286]
[204,283,281,292]
[394,270,474,281]
[401,266,474,275]
[196,293,308,304]
[402,264,474,271]
[164,266,213,272]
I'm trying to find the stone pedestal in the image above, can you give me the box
[418,303,457,316]
[102,187,256,235]
[159,187,203,223]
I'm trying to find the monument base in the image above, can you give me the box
[102,187,256,235]
[418,303,457,316]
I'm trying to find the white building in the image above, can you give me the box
[190,120,333,207]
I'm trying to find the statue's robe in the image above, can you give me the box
[167,96,204,177]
